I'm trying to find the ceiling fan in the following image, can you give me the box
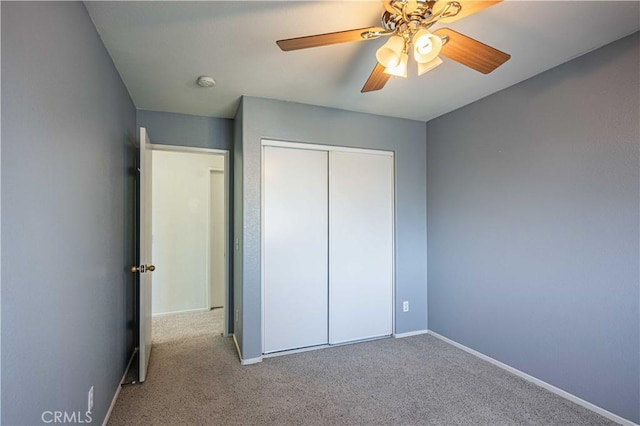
[276,0,511,93]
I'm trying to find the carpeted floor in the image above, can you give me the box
[108,316,614,426]
[152,309,225,345]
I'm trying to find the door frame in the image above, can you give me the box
[260,139,396,355]
[149,143,231,337]
[206,168,226,311]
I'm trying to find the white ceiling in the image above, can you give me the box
[85,1,639,122]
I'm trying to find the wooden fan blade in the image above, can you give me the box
[361,63,391,93]
[436,0,502,24]
[434,28,510,74]
[277,27,384,51]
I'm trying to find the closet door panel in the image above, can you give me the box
[263,146,329,353]
[329,151,394,344]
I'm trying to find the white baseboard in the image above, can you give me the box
[232,334,263,365]
[241,356,263,365]
[427,330,638,426]
[102,348,137,426]
[394,329,429,338]
[152,307,210,317]
[232,333,241,360]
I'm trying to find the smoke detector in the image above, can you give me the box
[196,76,216,88]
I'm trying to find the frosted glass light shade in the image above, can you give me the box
[376,36,405,68]
[417,56,443,75]
[413,29,443,64]
[383,53,408,78]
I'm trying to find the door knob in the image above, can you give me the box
[131,264,156,273]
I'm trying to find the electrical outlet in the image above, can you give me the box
[88,386,94,412]
[235,309,239,322]
[403,301,409,312]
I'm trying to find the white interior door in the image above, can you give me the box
[139,127,154,382]
[329,151,394,344]
[263,146,329,353]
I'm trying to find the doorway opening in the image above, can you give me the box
[150,145,229,345]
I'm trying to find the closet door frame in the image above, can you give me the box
[261,139,396,355]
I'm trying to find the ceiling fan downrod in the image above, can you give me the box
[379,0,463,37]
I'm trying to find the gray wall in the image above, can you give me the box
[137,109,232,151]
[233,100,244,349]
[1,2,136,424]
[235,96,428,360]
[426,32,639,423]
[137,109,235,331]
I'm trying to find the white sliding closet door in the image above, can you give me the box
[329,151,394,344]
[263,146,329,353]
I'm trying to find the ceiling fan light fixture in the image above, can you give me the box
[384,52,408,78]
[405,0,419,14]
[275,0,511,93]
[417,56,443,76]
[376,35,406,68]
[413,29,443,64]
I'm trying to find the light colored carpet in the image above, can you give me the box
[152,309,224,345]
[109,323,615,426]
